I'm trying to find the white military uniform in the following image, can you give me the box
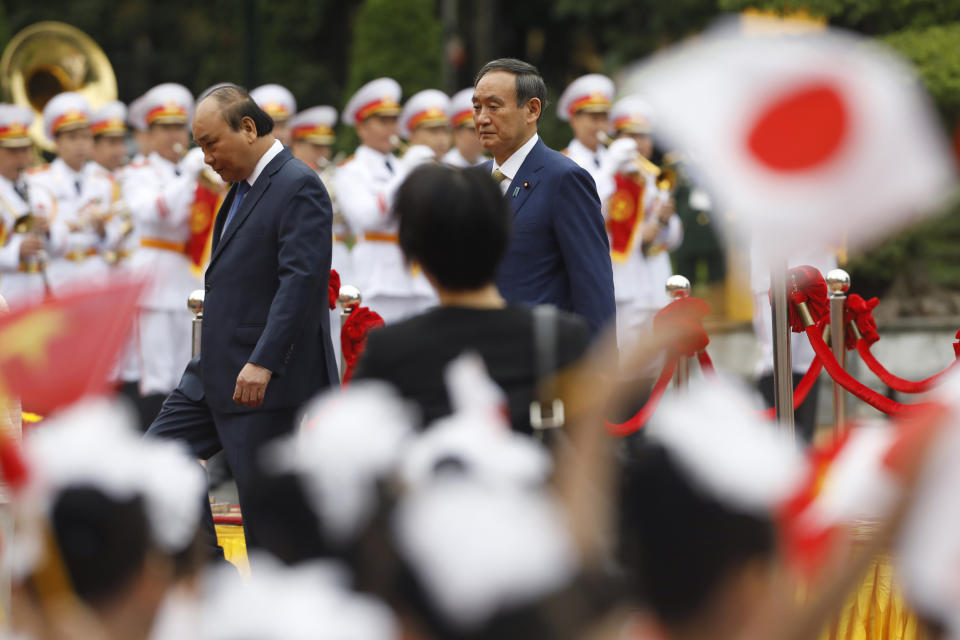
[26,158,115,295]
[602,95,685,347]
[334,145,435,323]
[558,74,618,205]
[0,104,46,305]
[336,77,436,324]
[0,174,43,304]
[563,138,615,204]
[122,151,204,395]
[121,83,204,396]
[24,92,114,296]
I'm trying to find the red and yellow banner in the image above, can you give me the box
[607,173,646,262]
[187,176,226,271]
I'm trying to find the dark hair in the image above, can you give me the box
[474,58,549,120]
[394,164,510,291]
[51,486,152,606]
[617,443,775,626]
[197,83,274,136]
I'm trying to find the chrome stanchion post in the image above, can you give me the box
[187,290,204,358]
[771,264,795,435]
[826,268,851,432]
[337,285,361,382]
[665,275,692,389]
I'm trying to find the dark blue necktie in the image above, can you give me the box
[221,181,250,237]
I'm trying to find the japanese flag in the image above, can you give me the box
[623,18,957,263]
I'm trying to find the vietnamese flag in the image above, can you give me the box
[186,175,225,272]
[0,278,144,415]
[607,173,645,263]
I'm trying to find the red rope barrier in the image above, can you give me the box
[856,341,958,394]
[805,324,916,415]
[844,293,960,393]
[605,356,678,437]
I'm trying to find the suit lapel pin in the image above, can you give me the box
[523,181,530,189]
[512,186,520,197]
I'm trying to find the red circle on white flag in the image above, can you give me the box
[746,82,849,172]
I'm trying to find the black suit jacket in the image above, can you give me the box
[180,145,338,414]
[352,305,591,433]
[485,138,616,336]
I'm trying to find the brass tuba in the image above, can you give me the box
[0,21,117,151]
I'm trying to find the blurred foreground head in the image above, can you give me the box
[395,164,510,292]
[13,400,206,640]
[619,442,776,639]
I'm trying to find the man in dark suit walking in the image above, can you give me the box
[147,84,338,557]
[473,59,616,336]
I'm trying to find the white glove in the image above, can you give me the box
[599,137,639,176]
[398,144,436,174]
[179,146,207,178]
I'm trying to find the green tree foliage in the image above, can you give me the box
[340,0,443,152]
[344,0,442,103]
[883,23,960,122]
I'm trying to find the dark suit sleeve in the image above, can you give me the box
[249,174,332,374]
[554,166,617,336]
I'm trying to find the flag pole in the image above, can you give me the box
[826,269,851,431]
[771,263,795,435]
[188,290,204,358]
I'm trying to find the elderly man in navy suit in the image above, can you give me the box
[147,84,338,558]
[473,58,616,336]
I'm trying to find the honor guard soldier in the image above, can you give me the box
[0,104,47,304]
[90,101,136,263]
[558,74,621,203]
[251,83,297,147]
[399,89,452,160]
[122,83,214,410]
[91,101,128,173]
[442,87,485,167]
[128,94,152,164]
[26,92,116,295]
[289,105,337,171]
[606,95,684,347]
[289,105,350,279]
[334,77,436,323]
[90,101,140,393]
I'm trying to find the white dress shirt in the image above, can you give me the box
[491,133,539,195]
[244,139,284,187]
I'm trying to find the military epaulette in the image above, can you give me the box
[26,164,51,175]
[337,155,355,167]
